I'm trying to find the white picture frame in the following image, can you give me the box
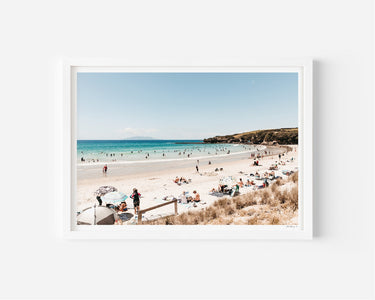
[59,59,313,239]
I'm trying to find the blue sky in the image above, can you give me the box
[77,72,298,140]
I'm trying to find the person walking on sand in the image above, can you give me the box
[103,164,108,174]
[130,188,141,215]
[196,165,199,172]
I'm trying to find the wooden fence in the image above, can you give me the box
[137,199,178,224]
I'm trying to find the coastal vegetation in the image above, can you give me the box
[144,172,298,225]
[203,128,298,145]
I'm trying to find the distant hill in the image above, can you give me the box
[203,128,298,145]
[123,136,156,140]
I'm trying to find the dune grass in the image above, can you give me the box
[144,172,299,225]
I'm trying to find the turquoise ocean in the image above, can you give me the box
[77,140,257,164]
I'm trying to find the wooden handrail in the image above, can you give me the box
[138,199,178,224]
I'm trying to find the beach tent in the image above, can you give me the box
[77,205,118,225]
[102,191,128,204]
[94,186,118,197]
[220,176,237,186]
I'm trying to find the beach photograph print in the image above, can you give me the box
[76,72,299,226]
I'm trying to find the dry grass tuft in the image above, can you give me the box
[274,178,283,186]
[145,172,298,225]
[289,186,299,211]
[225,205,236,216]
[271,216,280,225]
[247,217,258,225]
[289,172,298,183]
[260,190,271,205]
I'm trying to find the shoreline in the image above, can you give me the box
[77,141,254,165]
[77,148,263,167]
[77,145,285,181]
[77,143,270,167]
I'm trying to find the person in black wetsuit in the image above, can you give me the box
[130,188,141,215]
[96,195,102,206]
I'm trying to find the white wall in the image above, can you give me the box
[0,0,373,299]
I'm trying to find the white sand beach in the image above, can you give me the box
[77,145,298,224]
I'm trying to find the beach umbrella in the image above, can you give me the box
[101,191,128,204]
[94,186,118,197]
[77,206,118,225]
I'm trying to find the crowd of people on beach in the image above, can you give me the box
[178,190,201,205]
[174,176,190,185]
[212,183,240,196]
[206,149,296,199]
[81,146,297,225]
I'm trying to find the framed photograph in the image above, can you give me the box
[61,59,313,239]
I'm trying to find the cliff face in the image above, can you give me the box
[203,128,298,145]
